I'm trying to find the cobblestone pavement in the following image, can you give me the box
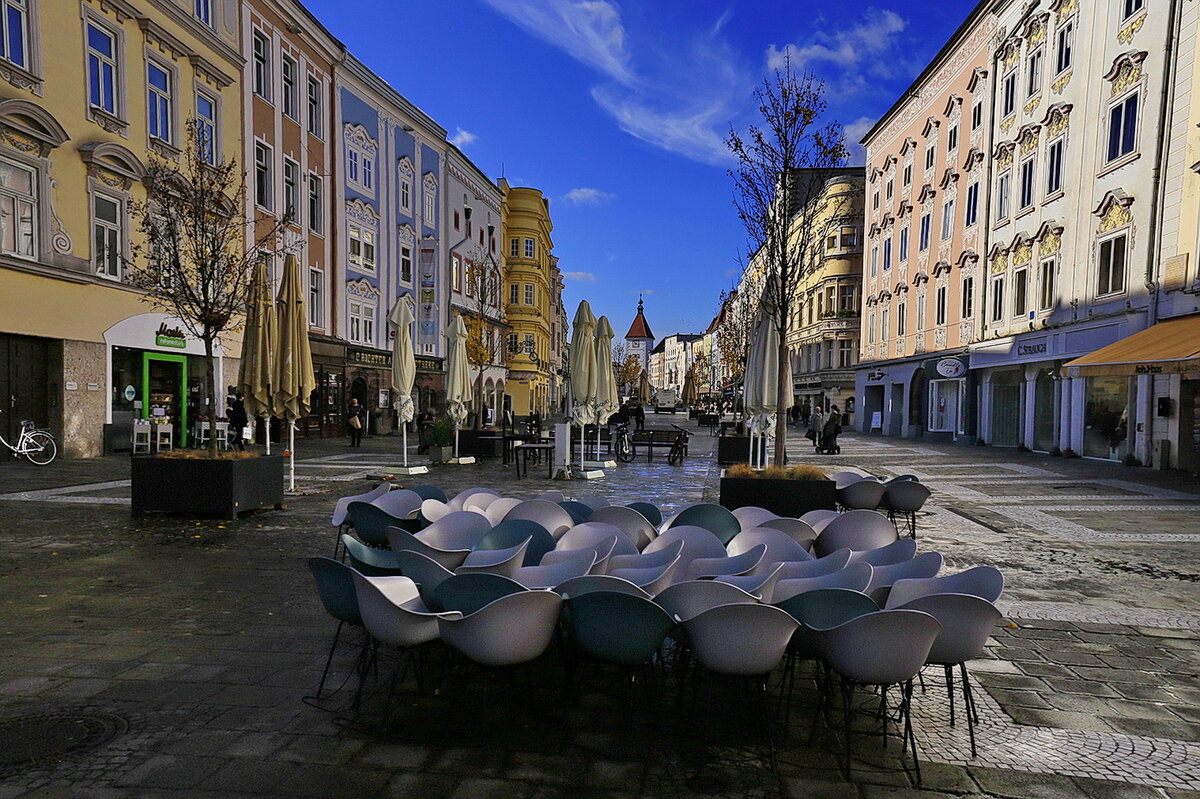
[0,418,1197,798]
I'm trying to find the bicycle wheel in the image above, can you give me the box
[23,431,57,465]
[615,435,634,463]
[667,440,685,466]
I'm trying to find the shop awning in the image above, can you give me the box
[1062,314,1200,377]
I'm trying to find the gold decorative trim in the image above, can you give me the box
[1052,71,1072,95]
[1013,240,1032,266]
[1099,204,1132,234]
[1000,116,1014,135]
[1118,14,1146,45]
[991,251,1010,274]
[1038,230,1062,256]
[1023,95,1042,116]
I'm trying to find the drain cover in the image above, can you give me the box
[0,711,127,777]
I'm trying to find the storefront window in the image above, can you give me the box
[928,379,960,432]
[1083,376,1130,460]
[1033,370,1057,451]
[990,372,1022,446]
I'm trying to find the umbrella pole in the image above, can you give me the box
[289,420,295,492]
[263,415,270,455]
[402,423,409,469]
[454,424,459,460]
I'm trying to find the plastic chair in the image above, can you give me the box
[567,591,675,666]
[431,573,527,616]
[775,549,852,580]
[773,563,874,603]
[455,539,530,578]
[641,525,727,576]
[846,538,917,567]
[626,501,663,528]
[462,492,502,514]
[556,523,640,559]
[307,557,364,699]
[332,483,392,527]
[503,499,576,540]
[837,478,886,511]
[132,421,151,454]
[450,487,500,511]
[386,528,470,570]
[774,588,878,659]
[880,481,931,539]
[814,510,898,557]
[371,490,422,520]
[731,506,779,532]
[393,549,454,598]
[474,520,555,567]
[655,579,761,622]
[684,603,799,676]
[607,539,684,572]
[542,536,620,575]
[437,590,565,667]
[513,550,596,589]
[555,574,652,599]
[608,556,683,595]
[715,563,786,604]
[758,517,819,551]
[350,572,460,649]
[587,505,658,550]
[342,534,406,576]
[483,497,523,526]
[685,544,766,581]
[727,528,812,572]
[387,511,492,569]
[865,552,944,605]
[896,593,1003,756]
[885,566,1005,609]
[559,500,594,524]
[576,495,611,512]
[668,504,741,546]
[408,485,448,503]
[347,502,407,548]
[799,509,840,532]
[419,498,453,524]
[830,471,865,490]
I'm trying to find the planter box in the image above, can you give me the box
[429,445,454,463]
[131,455,284,520]
[717,435,764,465]
[720,477,837,518]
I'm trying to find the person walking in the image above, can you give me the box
[347,398,366,447]
[633,401,645,431]
[821,404,842,454]
[416,407,435,454]
[226,391,248,451]
[806,405,823,450]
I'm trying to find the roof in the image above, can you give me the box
[624,299,655,340]
[1063,315,1200,377]
[649,340,667,355]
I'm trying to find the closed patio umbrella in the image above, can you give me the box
[743,307,778,469]
[638,371,652,404]
[272,252,316,491]
[682,370,697,408]
[445,313,470,460]
[238,259,275,454]
[593,315,619,460]
[569,301,598,471]
[389,298,421,472]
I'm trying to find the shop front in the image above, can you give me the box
[923,355,973,444]
[854,356,926,438]
[345,346,394,435]
[306,334,346,438]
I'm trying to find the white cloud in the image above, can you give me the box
[767,9,906,72]
[843,116,876,165]
[564,187,615,205]
[450,128,477,148]
[479,0,635,85]
[591,86,736,167]
[563,271,597,282]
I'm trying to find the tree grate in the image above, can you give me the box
[0,711,127,778]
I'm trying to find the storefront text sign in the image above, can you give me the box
[155,323,187,349]
[935,359,966,378]
[1017,342,1047,357]
[348,349,392,369]
[867,371,885,382]
[414,356,443,372]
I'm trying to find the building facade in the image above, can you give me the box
[548,259,567,414]
[0,0,243,458]
[623,297,655,385]
[499,178,554,417]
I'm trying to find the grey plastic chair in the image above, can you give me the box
[576,495,611,512]
[556,523,639,559]
[773,563,874,603]
[727,528,813,572]
[685,544,766,581]
[587,505,659,550]
[419,497,453,524]
[775,548,852,580]
[731,506,779,532]
[846,538,917,567]
[667,504,741,546]
[483,497,523,526]
[655,579,761,622]
[607,539,684,572]
[370,488,421,519]
[885,565,1005,608]
[504,499,576,540]
[758,517,819,551]
[830,471,865,490]
[455,539,531,578]
[837,477,885,511]
[799,509,841,533]
[331,483,393,557]
[541,536,619,575]
[513,550,597,589]
[393,549,455,597]
[684,603,799,676]
[881,481,932,539]
[555,574,652,599]
[715,563,786,604]
[607,556,682,595]
[342,533,406,576]
[895,593,1002,757]
[387,511,491,569]
[437,590,565,667]
[865,551,944,605]
[350,572,460,650]
[814,510,898,557]
[450,487,500,511]
[641,525,728,576]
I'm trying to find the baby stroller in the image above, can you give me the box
[816,429,841,455]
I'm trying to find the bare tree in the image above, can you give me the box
[461,245,506,428]
[126,120,289,458]
[727,56,848,466]
[715,279,759,386]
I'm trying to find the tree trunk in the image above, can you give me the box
[773,336,790,468]
[474,365,485,429]
[204,336,219,460]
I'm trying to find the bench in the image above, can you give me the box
[697,413,721,434]
[631,430,684,462]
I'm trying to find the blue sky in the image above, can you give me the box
[303,0,978,339]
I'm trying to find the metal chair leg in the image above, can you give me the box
[314,620,344,698]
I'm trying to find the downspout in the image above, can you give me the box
[1144,0,1183,329]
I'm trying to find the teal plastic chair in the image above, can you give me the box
[669,504,740,545]
[627,502,662,528]
[559,500,593,524]
[393,550,454,600]
[341,534,406,576]
[346,501,405,547]
[776,588,878,661]
[474,520,555,566]
[431,573,527,615]
[307,557,364,698]
[567,591,675,667]
[409,485,448,503]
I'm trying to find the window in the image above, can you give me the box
[948,125,958,152]
[194,0,211,25]
[87,23,117,114]
[990,276,1005,322]
[1013,268,1028,317]
[346,134,375,195]
[423,181,434,222]
[897,301,907,335]
[1056,21,1073,74]
[825,232,838,251]
[451,254,462,292]
[281,55,297,120]
[252,31,270,100]
[195,92,217,164]
[1046,138,1064,195]
[1098,233,1127,296]
[925,144,935,171]
[898,227,909,261]
[524,334,535,356]
[400,245,412,282]
[919,213,931,251]
[965,182,979,226]
[307,173,322,233]
[936,285,948,325]
[254,142,271,209]
[868,311,875,344]
[362,155,373,191]
[1002,70,1016,117]
[146,62,173,143]
[1039,257,1055,310]
[1026,48,1043,98]
[349,225,375,271]
[1,0,29,68]
[1107,93,1139,163]
[453,210,460,231]
[961,275,974,318]
[349,301,375,345]
[93,193,121,278]
[308,268,322,327]
[886,178,893,201]
[524,283,534,305]
[902,164,912,187]
[838,339,853,368]
[997,171,1011,220]
[941,200,954,239]
[882,236,892,270]
[306,76,322,137]
[839,226,859,249]
[509,238,519,258]
[971,101,983,131]
[524,238,535,258]
[872,189,879,210]
[1018,156,1035,210]
[870,246,878,277]
[916,296,925,330]
[0,159,34,258]
[1123,0,1143,20]
[509,283,518,305]
[839,284,855,311]
[282,159,298,221]
[880,307,889,342]
[399,174,411,212]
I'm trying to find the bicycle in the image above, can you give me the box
[667,423,690,466]
[613,422,635,463]
[0,411,57,465]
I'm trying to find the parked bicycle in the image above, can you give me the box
[613,422,635,463]
[0,410,57,465]
[667,423,690,466]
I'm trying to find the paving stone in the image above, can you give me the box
[358,742,432,770]
[1042,679,1122,698]
[970,767,1098,799]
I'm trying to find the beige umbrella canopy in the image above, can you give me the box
[272,253,316,490]
[238,259,275,426]
[638,371,652,404]
[569,301,597,427]
[682,370,697,406]
[445,314,470,428]
[389,299,416,424]
[593,316,619,425]
[743,306,779,467]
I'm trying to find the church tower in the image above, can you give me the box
[623,296,655,377]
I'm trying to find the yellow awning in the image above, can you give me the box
[1063,314,1200,377]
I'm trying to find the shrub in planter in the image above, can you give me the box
[429,417,456,463]
[131,452,284,520]
[719,463,836,518]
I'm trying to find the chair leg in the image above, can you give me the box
[901,678,922,785]
[839,678,854,780]
[960,662,978,758]
[945,664,956,727]
[314,620,344,699]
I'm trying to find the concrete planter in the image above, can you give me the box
[131,454,284,520]
[719,477,837,518]
[429,445,454,463]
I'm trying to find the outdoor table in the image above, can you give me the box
[514,442,554,479]
[502,433,544,465]
[475,434,503,458]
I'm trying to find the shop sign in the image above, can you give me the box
[155,322,187,349]
[1017,341,1047,357]
[414,355,443,372]
[935,358,966,378]
[867,371,885,382]
[1135,364,1164,374]
[347,348,392,369]
[124,385,136,401]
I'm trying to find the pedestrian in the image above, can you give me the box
[821,404,842,454]
[801,401,811,428]
[633,401,645,431]
[226,391,248,451]
[347,397,366,447]
[416,407,435,453]
[806,405,823,449]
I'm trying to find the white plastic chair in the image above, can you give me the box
[575,495,611,512]
[847,538,918,567]
[450,487,500,511]
[587,505,658,550]
[555,523,639,559]
[387,511,491,569]
[393,550,455,596]
[799,509,840,532]
[773,563,874,603]
[607,539,684,572]
[715,563,786,603]
[727,528,813,572]
[608,556,682,595]
[885,565,1005,608]
[372,490,423,520]
[641,525,727,576]
[775,548,853,580]
[350,572,461,650]
[684,603,799,676]
[512,550,596,589]
[731,506,779,532]
[554,574,652,599]
[838,478,886,511]
[455,539,531,579]
[504,499,576,540]
[814,510,898,557]
[541,536,619,575]
[831,471,865,490]
[655,579,762,623]
[685,544,766,581]
[866,552,944,604]
[437,590,564,667]
[484,497,522,526]
[420,498,453,523]
[758,517,819,551]
[333,483,394,528]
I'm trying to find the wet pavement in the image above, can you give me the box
[0,415,1197,798]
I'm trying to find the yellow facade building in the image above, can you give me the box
[0,0,243,458]
[498,178,553,417]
